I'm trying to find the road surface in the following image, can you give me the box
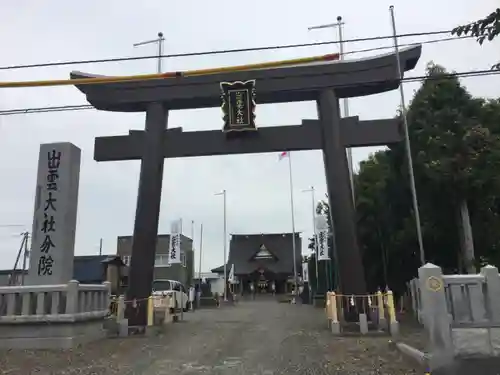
[1,299,419,374]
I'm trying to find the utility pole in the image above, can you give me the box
[308,17,355,204]
[389,6,425,266]
[133,32,165,73]
[20,231,29,285]
[197,223,203,309]
[215,190,228,301]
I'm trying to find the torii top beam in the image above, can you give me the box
[70,45,421,112]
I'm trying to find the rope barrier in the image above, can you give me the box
[0,53,339,89]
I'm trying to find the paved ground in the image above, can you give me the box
[1,299,420,375]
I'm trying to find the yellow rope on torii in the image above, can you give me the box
[0,53,340,89]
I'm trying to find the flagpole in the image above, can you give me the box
[287,152,298,303]
[389,5,425,266]
[197,223,203,309]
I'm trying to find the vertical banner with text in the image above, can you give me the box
[27,142,81,285]
[315,215,330,261]
[302,262,309,283]
[168,219,182,264]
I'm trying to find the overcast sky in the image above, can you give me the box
[0,0,499,274]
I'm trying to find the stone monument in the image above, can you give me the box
[26,142,81,285]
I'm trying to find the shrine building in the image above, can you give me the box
[212,233,302,295]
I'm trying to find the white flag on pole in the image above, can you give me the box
[302,262,309,283]
[168,219,182,264]
[314,214,330,261]
[228,264,235,284]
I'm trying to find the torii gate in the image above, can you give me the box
[71,45,422,327]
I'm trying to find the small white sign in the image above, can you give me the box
[168,219,182,264]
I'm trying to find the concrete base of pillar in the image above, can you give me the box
[359,313,369,334]
[331,320,341,335]
[378,317,387,331]
[390,321,400,337]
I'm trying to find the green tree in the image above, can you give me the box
[403,63,500,272]
[452,9,500,69]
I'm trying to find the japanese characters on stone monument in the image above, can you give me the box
[26,142,81,285]
[220,80,256,133]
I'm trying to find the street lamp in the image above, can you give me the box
[133,32,165,74]
[214,189,228,301]
[302,186,319,291]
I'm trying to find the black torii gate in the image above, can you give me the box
[71,45,422,327]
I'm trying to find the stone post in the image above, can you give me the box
[418,263,454,371]
[330,292,340,334]
[27,142,81,286]
[376,289,386,329]
[480,265,500,323]
[481,265,500,356]
[386,289,399,337]
[65,280,79,315]
[103,281,112,312]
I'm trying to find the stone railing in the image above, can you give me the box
[408,265,500,329]
[404,263,500,372]
[0,280,111,323]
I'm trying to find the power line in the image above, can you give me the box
[1,68,497,116]
[0,29,455,71]
[0,53,341,88]
[0,34,474,90]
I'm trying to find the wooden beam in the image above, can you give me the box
[94,117,402,162]
[94,123,323,161]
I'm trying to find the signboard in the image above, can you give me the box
[220,80,257,133]
[27,143,81,285]
[168,219,182,264]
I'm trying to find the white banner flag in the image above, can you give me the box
[314,215,328,232]
[302,262,309,283]
[228,264,235,284]
[317,229,330,261]
[168,219,182,264]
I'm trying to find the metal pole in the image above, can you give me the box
[133,32,165,74]
[99,238,103,256]
[288,153,298,303]
[21,232,29,285]
[157,32,164,74]
[197,223,203,308]
[308,18,355,204]
[223,190,228,301]
[389,5,425,266]
[336,17,355,205]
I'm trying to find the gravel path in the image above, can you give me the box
[0,299,420,374]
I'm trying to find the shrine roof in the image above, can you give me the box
[71,45,421,112]
[212,233,302,275]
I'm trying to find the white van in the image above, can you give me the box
[152,279,189,312]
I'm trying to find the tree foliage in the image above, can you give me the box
[452,9,500,69]
[310,63,500,294]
